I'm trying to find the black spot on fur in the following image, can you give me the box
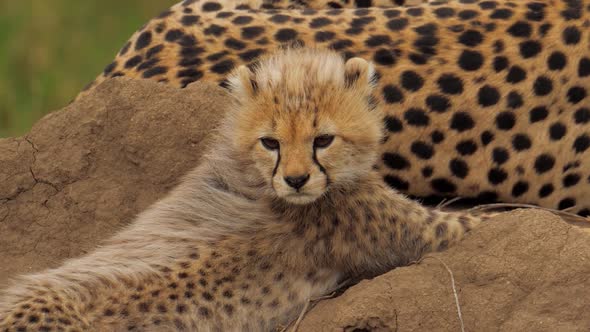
[573,134,590,153]
[548,52,567,70]
[431,178,456,193]
[365,35,391,47]
[490,8,513,19]
[450,112,475,132]
[533,76,553,96]
[204,24,227,36]
[383,153,410,170]
[143,66,167,78]
[382,85,403,103]
[270,14,290,23]
[539,183,554,198]
[241,26,265,40]
[511,181,529,197]
[384,175,410,191]
[400,71,424,91]
[488,167,508,184]
[458,30,483,46]
[549,122,567,140]
[563,173,581,187]
[135,31,152,50]
[384,116,403,132]
[309,17,332,28]
[458,9,479,20]
[387,18,409,31]
[434,7,455,18]
[181,15,200,26]
[210,59,234,74]
[493,56,509,72]
[456,139,477,155]
[233,15,253,24]
[202,2,222,11]
[529,106,548,123]
[492,147,509,164]
[373,48,397,66]
[519,40,541,58]
[507,21,532,37]
[558,198,576,210]
[315,31,335,42]
[478,85,500,107]
[239,49,265,62]
[458,50,483,71]
[481,131,494,145]
[411,141,434,159]
[437,74,463,94]
[534,154,555,173]
[579,58,590,77]
[404,108,430,126]
[426,95,450,113]
[450,159,469,178]
[274,29,298,42]
[496,111,516,130]
[512,134,532,151]
[574,107,590,124]
[506,91,523,108]
[567,86,587,104]
[562,26,581,45]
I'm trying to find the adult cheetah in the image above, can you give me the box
[0,48,496,331]
[80,0,590,216]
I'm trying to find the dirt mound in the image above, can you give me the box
[298,209,590,331]
[1,78,588,331]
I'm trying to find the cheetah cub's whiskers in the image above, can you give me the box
[0,48,495,331]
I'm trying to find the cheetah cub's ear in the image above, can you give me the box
[226,65,258,102]
[344,57,377,94]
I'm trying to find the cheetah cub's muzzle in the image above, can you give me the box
[227,48,384,204]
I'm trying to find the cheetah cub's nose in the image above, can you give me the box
[284,174,310,190]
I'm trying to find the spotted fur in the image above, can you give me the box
[80,0,590,216]
[0,48,494,331]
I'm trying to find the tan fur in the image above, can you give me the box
[0,48,492,332]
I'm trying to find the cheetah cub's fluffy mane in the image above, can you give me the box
[0,48,489,332]
[221,47,383,205]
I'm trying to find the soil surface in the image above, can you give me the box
[1,78,589,331]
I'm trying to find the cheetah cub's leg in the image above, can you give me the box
[327,178,498,278]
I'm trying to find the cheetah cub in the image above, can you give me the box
[0,48,493,331]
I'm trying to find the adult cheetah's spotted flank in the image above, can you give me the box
[81,0,590,216]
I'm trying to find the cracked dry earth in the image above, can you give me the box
[2,78,590,331]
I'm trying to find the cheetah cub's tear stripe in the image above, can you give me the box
[1,48,496,331]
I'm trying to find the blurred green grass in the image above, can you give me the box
[0,0,177,137]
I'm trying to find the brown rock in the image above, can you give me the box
[1,78,589,331]
[0,78,229,286]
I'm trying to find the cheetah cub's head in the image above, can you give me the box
[226,48,383,205]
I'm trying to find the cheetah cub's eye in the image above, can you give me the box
[313,135,335,149]
[260,137,280,150]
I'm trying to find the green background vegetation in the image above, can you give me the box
[0,0,177,137]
